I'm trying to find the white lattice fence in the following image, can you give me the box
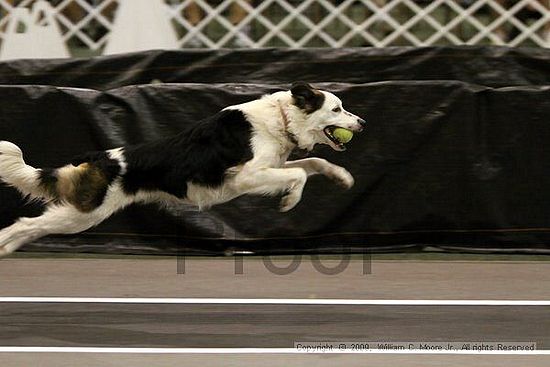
[0,0,549,54]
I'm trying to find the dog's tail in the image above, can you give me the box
[0,141,58,201]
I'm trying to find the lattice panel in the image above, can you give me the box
[0,0,549,53]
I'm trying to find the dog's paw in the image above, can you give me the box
[329,167,354,190]
[0,244,14,258]
[279,191,302,212]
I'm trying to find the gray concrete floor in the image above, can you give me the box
[0,256,549,366]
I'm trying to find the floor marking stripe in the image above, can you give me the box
[0,347,548,354]
[0,297,549,305]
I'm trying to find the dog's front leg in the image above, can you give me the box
[234,167,308,212]
[284,158,354,189]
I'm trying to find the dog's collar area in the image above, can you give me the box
[277,101,300,147]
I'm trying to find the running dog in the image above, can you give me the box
[0,82,365,256]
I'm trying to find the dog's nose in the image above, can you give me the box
[358,118,367,127]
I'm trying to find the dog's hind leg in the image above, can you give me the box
[0,204,116,257]
[0,181,133,257]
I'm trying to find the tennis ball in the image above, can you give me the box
[333,127,353,144]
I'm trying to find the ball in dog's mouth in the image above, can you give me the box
[324,126,353,150]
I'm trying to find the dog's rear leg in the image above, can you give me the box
[0,204,113,257]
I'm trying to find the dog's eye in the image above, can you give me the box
[332,107,341,113]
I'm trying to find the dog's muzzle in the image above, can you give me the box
[358,118,367,131]
[324,117,366,151]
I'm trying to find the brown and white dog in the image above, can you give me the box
[0,83,365,256]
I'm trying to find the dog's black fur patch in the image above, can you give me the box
[38,168,59,198]
[121,109,253,198]
[71,151,121,183]
[291,82,325,114]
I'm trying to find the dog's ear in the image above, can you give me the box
[291,82,325,113]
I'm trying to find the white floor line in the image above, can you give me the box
[0,297,549,306]
[0,347,548,355]
[1,298,548,355]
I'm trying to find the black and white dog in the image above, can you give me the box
[0,82,365,256]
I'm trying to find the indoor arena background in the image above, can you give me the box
[1,2,550,366]
[1,47,550,255]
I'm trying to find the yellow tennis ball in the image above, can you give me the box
[333,127,353,144]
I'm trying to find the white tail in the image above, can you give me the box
[0,141,51,200]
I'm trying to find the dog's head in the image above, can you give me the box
[289,82,366,151]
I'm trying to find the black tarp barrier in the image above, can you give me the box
[1,81,550,255]
[0,46,549,89]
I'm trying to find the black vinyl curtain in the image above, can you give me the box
[0,47,550,254]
